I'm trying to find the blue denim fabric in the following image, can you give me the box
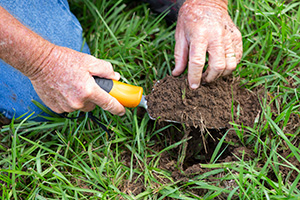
[0,0,90,120]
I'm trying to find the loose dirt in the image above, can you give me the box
[123,75,298,198]
[146,75,261,129]
[144,75,262,167]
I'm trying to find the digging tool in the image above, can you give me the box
[94,77,234,128]
[94,77,156,119]
[95,77,185,124]
[94,77,180,123]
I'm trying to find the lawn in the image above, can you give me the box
[1,0,300,199]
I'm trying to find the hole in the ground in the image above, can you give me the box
[182,127,230,169]
[154,123,233,170]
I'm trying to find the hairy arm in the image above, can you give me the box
[0,6,55,78]
[0,6,125,115]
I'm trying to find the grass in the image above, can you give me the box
[1,0,300,199]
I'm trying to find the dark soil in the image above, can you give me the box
[144,75,262,170]
[121,75,300,198]
[146,75,261,129]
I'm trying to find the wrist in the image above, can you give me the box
[26,41,56,80]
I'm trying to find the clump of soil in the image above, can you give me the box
[126,75,300,198]
[146,75,261,129]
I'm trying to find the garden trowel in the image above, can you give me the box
[94,77,155,119]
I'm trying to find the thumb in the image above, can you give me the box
[88,58,120,81]
[87,57,125,115]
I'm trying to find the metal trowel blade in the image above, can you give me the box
[138,95,180,123]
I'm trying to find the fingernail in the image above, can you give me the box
[172,69,181,76]
[171,69,177,76]
[191,83,199,89]
[114,72,120,80]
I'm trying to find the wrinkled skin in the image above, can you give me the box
[173,0,243,88]
[29,46,126,115]
[0,5,125,116]
[1,2,242,117]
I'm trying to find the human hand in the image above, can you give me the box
[172,0,243,88]
[0,6,124,115]
[28,46,126,115]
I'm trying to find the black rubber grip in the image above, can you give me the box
[94,77,113,93]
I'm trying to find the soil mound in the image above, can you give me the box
[146,75,261,128]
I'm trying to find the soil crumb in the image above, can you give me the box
[146,75,261,128]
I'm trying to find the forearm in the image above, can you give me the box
[0,6,55,78]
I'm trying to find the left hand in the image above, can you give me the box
[172,0,243,88]
[29,46,126,115]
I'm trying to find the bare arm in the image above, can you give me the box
[0,6,125,115]
[0,6,54,78]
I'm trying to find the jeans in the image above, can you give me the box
[0,0,90,120]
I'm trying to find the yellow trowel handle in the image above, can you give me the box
[94,77,143,108]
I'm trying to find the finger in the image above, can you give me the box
[223,32,237,76]
[54,102,73,114]
[172,23,189,76]
[113,71,121,81]
[61,105,75,113]
[232,27,243,63]
[41,96,72,114]
[80,102,96,112]
[49,105,64,114]
[91,84,126,116]
[203,37,225,83]
[88,59,119,80]
[187,38,208,89]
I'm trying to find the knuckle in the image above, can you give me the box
[83,87,94,99]
[214,65,226,72]
[56,104,74,113]
[69,100,84,110]
[174,52,181,60]
[68,90,93,111]
[97,60,113,73]
[211,60,226,72]
[101,98,115,112]
[174,53,185,64]
[81,104,95,112]
[52,107,63,114]
[103,60,113,70]
[63,107,75,113]
[236,51,243,63]
[215,29,224,37]
[48,104,64,114]
[189,57,205,68]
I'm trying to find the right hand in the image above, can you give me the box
[172,0,243,88]
[29,45,126,116]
